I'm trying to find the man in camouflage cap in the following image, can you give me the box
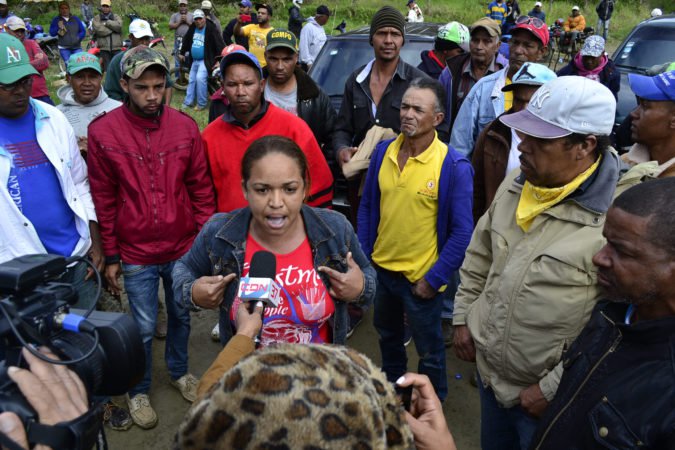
[87,45,216,429]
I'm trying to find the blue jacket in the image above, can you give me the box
[486,1,507,23]
[49,15,85,48]
[357,137,474,290]
[450,67,508,157]
[172,205,376,346]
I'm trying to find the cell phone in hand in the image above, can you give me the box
[395,384,412,412]
[240,14,252,23]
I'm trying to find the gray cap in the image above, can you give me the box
[500,76,616,138]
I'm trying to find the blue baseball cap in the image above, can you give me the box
[219,49,262,78]
[628,70,675,101]
[239,0,252,7]
[502,62,557,92]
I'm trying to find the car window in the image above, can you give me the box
[310,39,433,97]
[614,25,675,71]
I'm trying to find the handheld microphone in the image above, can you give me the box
[237,251,282,311]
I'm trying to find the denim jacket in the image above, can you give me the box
[449,67,508,157]
[172,205,376,345]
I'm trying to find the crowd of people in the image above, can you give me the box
[0,0,674,449]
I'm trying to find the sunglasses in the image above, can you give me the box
[515,15,546,29]
[0,76,33,93]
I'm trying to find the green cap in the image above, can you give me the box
[120,45,169,79]
[0,33,38,84]
[67,52,102,75]
[265,28,297,53]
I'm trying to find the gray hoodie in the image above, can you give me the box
[56,85,121,137]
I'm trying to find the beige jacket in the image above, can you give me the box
[454,150,622,407]
[621,143,675,178]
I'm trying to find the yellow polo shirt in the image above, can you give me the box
[371,134,447,283]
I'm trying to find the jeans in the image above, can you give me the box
[184,59,207,108]
[478,372,539,450]
[440,270,460,320]
[60,260,98,310]
[373,266,447,401]
[122,261,190,395]
[173,37,181,75]
[58,47,82,68]
[597,19,610,40]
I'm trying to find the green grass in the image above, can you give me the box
[14,0,651,129]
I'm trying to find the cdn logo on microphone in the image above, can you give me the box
[238,277,281,304]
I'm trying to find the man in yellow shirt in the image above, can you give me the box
[357,78,474,401]
[234,2,273,66]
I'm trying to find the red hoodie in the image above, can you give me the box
[202,102,334,212]
[88,105,216,265]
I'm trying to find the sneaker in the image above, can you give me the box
[127,394,158,429]
[403,324,413,347]
[403,313,413,346]
[211,322,220,341]
[194,105,205,111]
[171,373,198,403]
[442,319,454,348]
[102,401,133,431]
[154,313,167,339]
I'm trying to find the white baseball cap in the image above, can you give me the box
[201,0,212,8]
[572,5,580,10]
[500,76,616,138]
[534,1,542,6]
[193,9,205,18]
[178,0,187,5]
[0,0,7,5]
[5,16,26,31]
[129,19,153,38]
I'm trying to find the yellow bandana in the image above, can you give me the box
[516,155,603,231]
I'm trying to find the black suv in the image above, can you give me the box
[612,14,675,127]
[308,23,440,217]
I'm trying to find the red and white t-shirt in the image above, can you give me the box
[230,235,335,346]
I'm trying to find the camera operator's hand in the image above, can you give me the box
[0,347,88,450]
[192,274,236,309]
[396,373,456,450]
[105,263,122,295]
[234,302,263,339]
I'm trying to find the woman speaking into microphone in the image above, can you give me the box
[173,135,376,347]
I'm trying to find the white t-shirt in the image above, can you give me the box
[506,129,522,175]
[265,83,298,116]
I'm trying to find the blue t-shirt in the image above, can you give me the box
[191,27,205,60]
[1,108,80,256]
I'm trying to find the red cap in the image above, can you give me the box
[221,44,246,57]
[513,22,549,47]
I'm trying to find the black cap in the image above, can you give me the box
[255,2,272,15]
[316,5,331,16]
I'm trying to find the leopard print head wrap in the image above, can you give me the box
[174,344,415,450]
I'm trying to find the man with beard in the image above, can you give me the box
[263,29,336,166]
[201,49,333,213]
[223,0,257,49]
[233,2,273,67]
[453,76,620,449]
[450,16,548,157]
[87,46,216,429]
[530,178,675,449]
[357,77,473,401]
